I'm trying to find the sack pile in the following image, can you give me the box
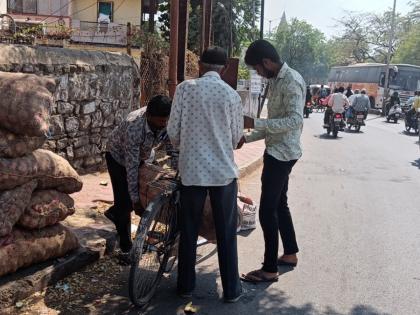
[0,72,81,277]
[138,163,256,243]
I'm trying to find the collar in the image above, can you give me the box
[276,63,289,80]
[202,71,221,79]
[145,119,154,135]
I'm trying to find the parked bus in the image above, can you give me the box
[328,63,420,109]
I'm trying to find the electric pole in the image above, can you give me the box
[382,0,397,116]
[260,0,265,39]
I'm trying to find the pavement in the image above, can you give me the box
[72,140,265,210]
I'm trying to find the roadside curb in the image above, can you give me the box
[239,156,263,179]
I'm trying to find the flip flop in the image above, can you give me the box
[277,259,297,267]
[240,269,278,283]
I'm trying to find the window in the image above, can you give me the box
[7,0,37,14]
[98,2,114,22]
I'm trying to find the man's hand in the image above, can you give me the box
[244,116,255,129]
[133,201,145,216]
[237,136,246,149]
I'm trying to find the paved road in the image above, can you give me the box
[149,113,418,315]
[67,113,420,315]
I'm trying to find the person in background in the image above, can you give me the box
[345,86,353,98]
[347,89,360,119]
[351,89,370,119]
[324,87,349,126]
[387,91,400,115]
[238,39,305,283]
[105,95,172,263]
[167,46,244,303]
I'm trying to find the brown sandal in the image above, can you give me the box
[240,269,279,283]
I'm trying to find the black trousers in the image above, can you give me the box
[260,153,298,273]
[105,152,132,252]
[177,180,242,299]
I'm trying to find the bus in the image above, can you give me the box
[328,63,420,109]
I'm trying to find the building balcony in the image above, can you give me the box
[71,20,128,46]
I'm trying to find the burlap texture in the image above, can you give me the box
[0,128,46,158]
[0,149,83,193]
[0,72,55,137]
[18,190,75,229]
[0,224,79,277]
[0,180,37,237]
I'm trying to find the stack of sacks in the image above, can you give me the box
[0,72,82,277]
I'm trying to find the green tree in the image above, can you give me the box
[272,18,329,83]
[393,24,420,65]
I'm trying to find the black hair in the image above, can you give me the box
[333,88,339,93]
[146,95,172,117]
[200,46,228,66]
[338,87,345,93]
[245,40,281,66]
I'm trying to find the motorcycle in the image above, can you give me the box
[404,110,420,134]
[304,101,313,118]
[324,112,344,138]
[347,110,366,132]
[387,105,402,123]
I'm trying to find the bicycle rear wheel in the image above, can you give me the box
[128,193,178,308]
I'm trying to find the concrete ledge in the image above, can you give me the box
[239,156,263,179]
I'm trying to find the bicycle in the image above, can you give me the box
[128,169,244,308]
[128,173,180,308]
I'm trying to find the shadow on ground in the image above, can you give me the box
[316,134,344,140]
[411,159,420,169]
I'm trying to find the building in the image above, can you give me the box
[0,1,142,46]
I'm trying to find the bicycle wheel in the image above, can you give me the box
[128,193,178,308]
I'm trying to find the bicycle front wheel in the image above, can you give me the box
[128,193,178,308]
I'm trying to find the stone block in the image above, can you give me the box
[73,136,90,148]
[91,111,103,128]
[74,145,90,159]
[49,115,65,136]
[43,140,56,151]
[79,115,92,130]
[65,117,79,133]
[102,114,115,128]
[66,146,74,160]
[83,101,96,114]
[100,102,113,117]
[57,138,68,150]
[57,102,74,115]
[90,134,101,145]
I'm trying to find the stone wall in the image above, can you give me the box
[0,44,140,173]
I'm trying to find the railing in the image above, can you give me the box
[71,20,128,46]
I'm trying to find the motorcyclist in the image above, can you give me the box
[387,91,400,115]
[347,89,360,119]
[351,89,370,119]
[405,91,420,123]
[324,86,349,127]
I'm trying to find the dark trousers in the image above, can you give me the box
[105,152,132,252]
[177,180,241,299]
[324,107,333,124]
[260,153,299,273]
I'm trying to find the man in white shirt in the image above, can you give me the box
[167,47,244,303]
[324,86,349,126]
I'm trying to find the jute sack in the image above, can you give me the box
[0,128,46,158]
[0,180,37,237]
[0,72,55,137]
[0,149,83,193]
[0,224,79,277]
[18,190,75,229]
